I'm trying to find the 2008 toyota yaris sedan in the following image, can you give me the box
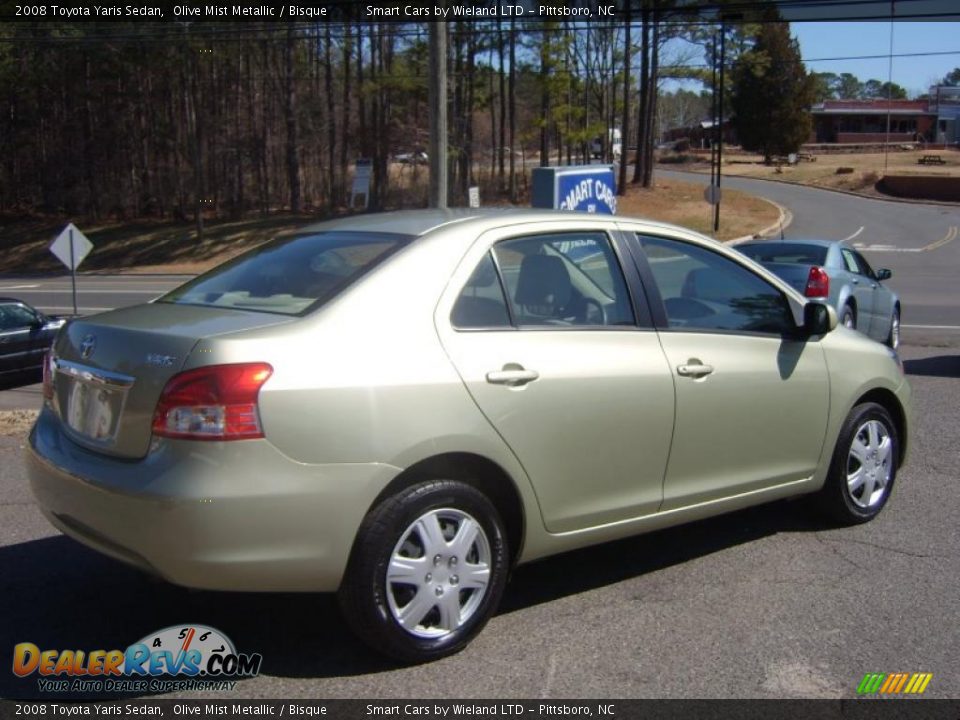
[27,209,910,662]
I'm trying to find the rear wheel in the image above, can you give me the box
[338,480,509,663]
[815,402,898,525]
[886,307,900,350]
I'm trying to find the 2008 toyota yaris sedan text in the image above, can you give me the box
[27,209,910,662]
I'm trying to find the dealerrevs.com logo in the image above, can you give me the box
[13,624,262,694]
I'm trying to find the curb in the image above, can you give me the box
[659,166,960,208]
[727,198,793,245]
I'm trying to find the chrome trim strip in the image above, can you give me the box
[53,358,135,388]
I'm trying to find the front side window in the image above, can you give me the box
[853,251,876,279]
[159,231,412,316]
[639,234,794,335]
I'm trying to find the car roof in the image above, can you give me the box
[0,297,30,305]
[739,239,837,249]
[299,208,712,243]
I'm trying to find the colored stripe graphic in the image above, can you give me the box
[858,672,932,695]
[858,673,885,694]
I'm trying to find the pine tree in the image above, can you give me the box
[730,20,815,163]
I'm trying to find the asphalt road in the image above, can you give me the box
[659,170,960,339]
[1,183,958,700]
[0,344,957,700]
[0,276,190,316]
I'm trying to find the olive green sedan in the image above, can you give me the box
[27,210,910,662]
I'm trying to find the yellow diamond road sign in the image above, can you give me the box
[50,223,93,271]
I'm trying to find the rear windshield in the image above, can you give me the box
[738,243,828,266]
[158,231,412,315]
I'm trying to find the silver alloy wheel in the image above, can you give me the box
[890,312,900,349]
[846,419,893,508]
[385,508,492,638]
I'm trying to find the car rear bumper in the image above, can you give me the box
[26,407,399,592]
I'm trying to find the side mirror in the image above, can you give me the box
[802,302,837,337]
[876,268,892,281]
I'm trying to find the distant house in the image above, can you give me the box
[662,118,737,148]
[809,99,936,144]
[931,86,960,145]
[810,88,960,145]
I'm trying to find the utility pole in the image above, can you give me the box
[714,21,726,233]
[429,22,448,209]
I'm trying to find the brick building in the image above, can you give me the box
[809,99,937,144]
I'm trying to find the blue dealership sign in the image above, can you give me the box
[531,165,617,215]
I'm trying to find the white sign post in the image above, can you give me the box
[49,223,93,315]
[351,159,372,209]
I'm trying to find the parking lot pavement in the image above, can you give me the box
[0,342,957,700]
[0,382,42,411]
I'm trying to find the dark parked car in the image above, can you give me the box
[737,240,901,349]
[0,298,65,384]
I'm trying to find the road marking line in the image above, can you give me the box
[9,289,163,295]
[841,226,864,242]
[854,243,919,252]
[902,324,960,330]
[0,284,41,290]
[923,225,958,252]
[855,226,957,253]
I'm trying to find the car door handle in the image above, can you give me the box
[486,367,539,386]
[677,363,714,378]
[851,278,859,285]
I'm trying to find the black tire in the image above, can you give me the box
[840,304,856,330]
[338,480,509,663]
[815,402,898,525]
[886,307,901,350]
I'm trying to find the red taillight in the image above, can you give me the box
[805,266,830,298]
[152,363,273,441]
[42,352,54,403]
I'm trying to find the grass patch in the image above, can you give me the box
[0,213,319,275]
[0,410,38,438]
[618,179,779,241]
[665,148,960,198]
[0,179,778,275]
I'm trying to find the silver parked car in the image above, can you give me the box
[736,239,901,349]
[28,210,910,662]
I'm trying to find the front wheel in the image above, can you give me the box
[886,307,901,350]
[338,480,509,663]
[815,402,898,525]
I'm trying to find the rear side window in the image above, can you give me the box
[840,248,862,274]
[451,232,636,330]
[451,253,512,329]
[159,231,412,316]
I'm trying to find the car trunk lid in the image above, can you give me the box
[50,303,293,459]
